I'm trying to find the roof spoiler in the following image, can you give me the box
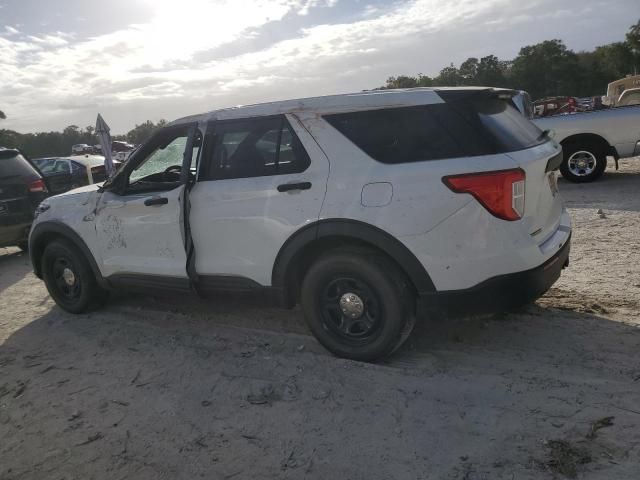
[437,88,518,103]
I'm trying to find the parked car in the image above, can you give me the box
[0,149,49,250]
[617,88,640,107]
[29,88,571,361]
[71,144,92,155]
[603,74,640,106]
[533,105,640,182]
[32,155,115,194]
[513,91,640,182]
[532,96,579,117]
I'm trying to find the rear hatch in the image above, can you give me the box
[0,150,48,225]
[505,143,564,242]
[438,89,564,241]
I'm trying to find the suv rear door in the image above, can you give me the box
[188,114,329,286]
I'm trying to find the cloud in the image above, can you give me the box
[0,0,637,133]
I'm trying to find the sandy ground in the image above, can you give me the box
[1,160,639,480]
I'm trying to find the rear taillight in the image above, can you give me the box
[443,169,525,221]
[28,178,48,193]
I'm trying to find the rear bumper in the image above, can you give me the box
[421,235,570,315]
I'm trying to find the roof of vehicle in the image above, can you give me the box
[68,154,108,167]
[168,87,514,127]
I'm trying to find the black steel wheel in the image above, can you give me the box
[301,248,415,362]
[41,239,107,313]
[320,276,383,344]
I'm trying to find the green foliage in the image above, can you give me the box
[0,119,167,158]
[126,119,167,145]
[511,39,581,98]
[378,19,640,100]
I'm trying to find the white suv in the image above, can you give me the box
[29,88,571,361]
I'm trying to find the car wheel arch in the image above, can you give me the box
[272,219,436,306]
[30,222,107,288]
[560,133,614,157]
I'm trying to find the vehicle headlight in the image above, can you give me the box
[34,202,51,218]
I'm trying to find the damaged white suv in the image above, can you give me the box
[30,88,571,361]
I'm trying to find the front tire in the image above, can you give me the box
[300,249,415,362]
[41,239,107,313]
[560,142,607,183]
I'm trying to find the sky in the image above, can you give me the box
[0,0,638,133]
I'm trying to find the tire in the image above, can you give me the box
[41,239,107,313]
[17,241,28,252]
[560,142,607,183]
[300,249,415,362]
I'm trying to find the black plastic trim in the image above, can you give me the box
[29,221,108,288]
[272,218,436,299]
[545,152,563,172]
[198,275,263,292]
[107,274,191,292]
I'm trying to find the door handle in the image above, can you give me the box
[144,196,169,206]
[277,182,312,192]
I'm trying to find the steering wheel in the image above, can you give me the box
[163,164,182,181]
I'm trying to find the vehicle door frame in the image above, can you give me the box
[99,121,202,286]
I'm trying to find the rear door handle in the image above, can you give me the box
[144,196,169,206]
[277,182,312,192]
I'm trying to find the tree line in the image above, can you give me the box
[379,19,640,99]
[1,19,639,158]
[0,119,167,158]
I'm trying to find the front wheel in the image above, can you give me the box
[560,143,607,183]
[300,249,415,362]
[41,239,107,313]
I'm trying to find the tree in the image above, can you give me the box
[126,120,160,145]
[459,58,478,85]
[434,64,462,86]
[626,18,640,64]
[476,55,507,87]
[0,110,5,120]
[510,39,582,99]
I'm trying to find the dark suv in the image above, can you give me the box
[0,149,49,250]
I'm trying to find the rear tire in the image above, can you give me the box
[560,142,607,183]
[300,249,415,362]
[41,239,107,313]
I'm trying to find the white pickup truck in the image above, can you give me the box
[531,105,640,182]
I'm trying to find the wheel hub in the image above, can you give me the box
[62,267,76,286]
[339,293,364,319]
[568,151,596,176]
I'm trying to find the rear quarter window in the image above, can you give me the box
[323,95,544,164]
[0,152,41,178]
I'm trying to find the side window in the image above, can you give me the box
[71,162,84,175]
[53,160,71,174]
[206,116,310,180]
[323,102,541,164]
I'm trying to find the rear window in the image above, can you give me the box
[0,151,41,178]
[323,95,544,164]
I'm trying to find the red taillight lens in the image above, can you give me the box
[28,178,48,193]
[443,169,525,221]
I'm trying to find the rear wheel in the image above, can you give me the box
[41,240,107,313]
[300,249,415,362]
[560,142,607,183]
